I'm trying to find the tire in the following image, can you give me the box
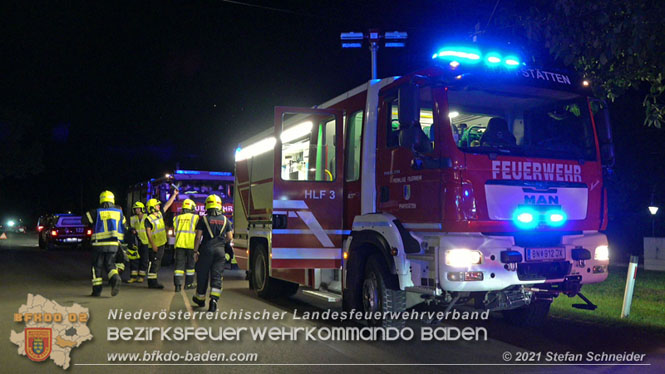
[251,245,282,299]
[362,254,406,328]
[502,299,552,327]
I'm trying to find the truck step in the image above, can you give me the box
[301,289,341,302]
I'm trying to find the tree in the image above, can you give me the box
[496,0,665,127]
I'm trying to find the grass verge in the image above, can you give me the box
[550,265,665,333]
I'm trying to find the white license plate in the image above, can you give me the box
[65,238,81,243]
[525,247,565,261]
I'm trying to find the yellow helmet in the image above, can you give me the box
[205,194,222,210]
[182,199,196,211]
[146,198,161,213]
[132,201,145,212]
[100,190,115,205]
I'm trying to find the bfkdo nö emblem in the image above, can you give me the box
[25,328,52,362]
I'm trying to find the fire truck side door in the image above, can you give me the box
[272,107,345,270]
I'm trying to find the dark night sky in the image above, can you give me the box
[2,0,665,255]
[1,0,500,215]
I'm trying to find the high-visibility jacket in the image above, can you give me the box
[130,214,149,245]
[174,212,199,249]
[147,211,167,247]
[90,207,125,246]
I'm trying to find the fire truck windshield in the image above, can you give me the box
[448,87,596,161]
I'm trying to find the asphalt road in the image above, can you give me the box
[1,232,664,373]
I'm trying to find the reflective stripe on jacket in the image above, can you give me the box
[174,212,199,249]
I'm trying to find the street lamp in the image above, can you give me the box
[649,205,659,237]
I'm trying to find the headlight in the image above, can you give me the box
[594,245,609,261]
[445,249,483,268]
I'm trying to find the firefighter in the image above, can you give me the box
[173,198,200,291]
[144,189,178,289]
[84,190,125,297]
[192,194,233,312]
[128,202,149,283]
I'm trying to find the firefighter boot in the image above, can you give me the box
[192,294,205,308]
[208,298,218,313]
[127,277,138,283]
[91,286,102,297]
[175,285,182,292]
[137,276,144,283]
[185,283,196,290]
[111,274,121,296]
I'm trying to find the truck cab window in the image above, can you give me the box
[280,114,337,182]
[386,86,435,150]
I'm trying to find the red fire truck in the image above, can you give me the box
[127,170,234,263]
[233,46,614,326]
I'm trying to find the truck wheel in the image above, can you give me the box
[502,299,552,327]
[362,254,406,327]
[251,245,281,299]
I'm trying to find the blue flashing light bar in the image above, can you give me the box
[433,46,522,69]
[175,170,201,175]
[210,171,232,176]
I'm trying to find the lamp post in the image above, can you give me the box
[649,205,658,237]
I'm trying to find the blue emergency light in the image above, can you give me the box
[512,207,568,229]
[433,46,522,69]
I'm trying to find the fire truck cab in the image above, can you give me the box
[233,46,614,326]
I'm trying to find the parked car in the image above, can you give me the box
[38,214,92,249]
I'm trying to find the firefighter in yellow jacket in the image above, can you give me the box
[173,199,199,291]
[127,202,149,283]
[144,189,178,289]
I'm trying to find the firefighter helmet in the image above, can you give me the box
[132,201,145,212]
[205,194,222,210]
[182,199,196,211]
[100,190,115,205]
[146,198,161,213]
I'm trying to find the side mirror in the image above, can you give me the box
[594,101,615,168]
[398,83,419,130]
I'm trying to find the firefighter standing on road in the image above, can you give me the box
[144,189,178,289]
[129,202,149,283]
[192,194,233,312]
[173,198,200,291]
[84,190,125,297]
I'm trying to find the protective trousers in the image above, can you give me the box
[174,248,196,287]
[147,245,165,287]
[91,245,120,295]
[194,243,225,303]
[137,243,150,279]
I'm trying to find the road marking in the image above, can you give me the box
[180,288,199,328]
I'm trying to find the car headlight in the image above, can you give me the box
[594,245,609,261]
[445,249,483,268]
